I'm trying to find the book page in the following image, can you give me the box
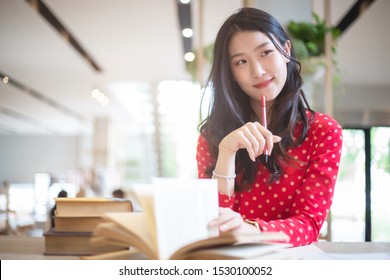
[133,185,158,250]
[151,178,218,260]
[81,249,148,260]
[169,231,290,260]
[102,212,157,259]
[177,242,291,260]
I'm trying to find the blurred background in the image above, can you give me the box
[0,0,389,241]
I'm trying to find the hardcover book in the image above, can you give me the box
[43,228,128,256]
[54,197,133,217]
[54,216,104,232]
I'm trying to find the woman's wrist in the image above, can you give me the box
[218,142,237,155]
[215,141,237,198]
[212,170,236,197]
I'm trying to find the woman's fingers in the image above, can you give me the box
[268,135,282,155]
[243,123,265,158]
[220,122,283,161]
[236,129,260,161]
[209,207,244,232]
[240,122,282,160]
[273,135,282,143]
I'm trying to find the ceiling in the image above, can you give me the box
[0,0,389,135]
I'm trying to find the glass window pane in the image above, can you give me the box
[331,129,366,241]
[371,127,390,241]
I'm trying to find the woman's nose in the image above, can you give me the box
[251,61,266,78]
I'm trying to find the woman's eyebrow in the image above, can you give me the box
[230,41,271,60]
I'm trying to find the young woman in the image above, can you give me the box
[196,7,343,247]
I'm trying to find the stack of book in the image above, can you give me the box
[43,198,133,256]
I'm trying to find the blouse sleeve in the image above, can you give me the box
[196,133,214,179]
[257,114,343,246]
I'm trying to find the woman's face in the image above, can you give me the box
[228,31,291,106]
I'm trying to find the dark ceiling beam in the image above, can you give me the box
[25,0,102,73]
[177,1,193,55]
[336,0,376,34]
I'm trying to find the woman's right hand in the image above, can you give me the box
[209,207,260,234]
[219,122,282,161]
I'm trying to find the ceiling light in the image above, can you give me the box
[91,88,109,106]
[91,88,100,98]
[179,0,191,4]
[184,52,195,62]
[182,28,193,38]
[2,76,9,84]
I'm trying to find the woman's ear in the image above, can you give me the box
[283,40,292,62]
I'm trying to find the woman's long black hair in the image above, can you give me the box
[198,7,314,191]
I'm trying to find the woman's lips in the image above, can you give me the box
[254,78,273,89]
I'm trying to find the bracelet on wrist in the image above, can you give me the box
[212,170,236,198]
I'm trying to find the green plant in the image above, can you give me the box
[287,13,340,60]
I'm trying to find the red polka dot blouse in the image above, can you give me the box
[196,111,343,246]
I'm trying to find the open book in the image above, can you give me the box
[88,178,290,260]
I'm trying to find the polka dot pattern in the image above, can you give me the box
[196,111,343,247]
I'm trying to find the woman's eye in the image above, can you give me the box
[262,50,273,56]
[236,59,246,65]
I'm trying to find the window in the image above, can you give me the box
[331,129,365,241]
[331,127,390,241]
[371,127,390,241]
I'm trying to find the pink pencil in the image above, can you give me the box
[261,95,268,162]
